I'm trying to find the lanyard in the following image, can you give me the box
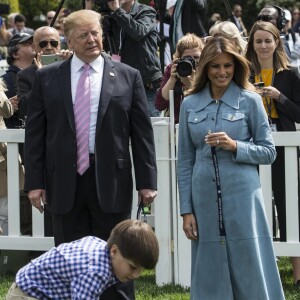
[211,146,226,236]
[259,71,275,118]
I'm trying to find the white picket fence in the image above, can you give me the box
[1,124,300,288]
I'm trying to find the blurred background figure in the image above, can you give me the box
[209,21,247,55]
[232,3,247,37]
[8,14,34,35]
[7,13,18,30]
[2,33,34,130]
[292,6,300,33]
[170,0,207,52]
[0,16,12,59]
[207,12,221,31]
[46,11,56,26]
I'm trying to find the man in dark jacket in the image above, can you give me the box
[2,33,34,129]
[86,0,162,117]
[170,0,207,52]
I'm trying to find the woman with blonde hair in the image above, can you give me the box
[246,20,300,286]
[209,21,247,54]
[177,36,284,299]
[155,33,204,123]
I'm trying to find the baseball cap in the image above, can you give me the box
[8,33,33,51]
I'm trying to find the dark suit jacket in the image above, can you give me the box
[250,67,300,131]
[24,55,157,214]
[17,64,37,119]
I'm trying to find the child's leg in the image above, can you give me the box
[6,282,38,300]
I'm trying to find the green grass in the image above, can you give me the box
[0,258,299,299]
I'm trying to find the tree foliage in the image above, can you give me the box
[8,0,300,33]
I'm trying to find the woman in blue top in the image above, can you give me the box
[177,36,285,299]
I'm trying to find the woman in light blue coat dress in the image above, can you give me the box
[177,37,285,299]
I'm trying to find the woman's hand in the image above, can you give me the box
[170,60,178,81]
[177,69,195,89]
[182,213,198,240]
[205,131,237,152]
[262,86,280,101]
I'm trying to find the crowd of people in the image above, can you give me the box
[0,0,300,299]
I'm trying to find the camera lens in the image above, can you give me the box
[176,60,193,77]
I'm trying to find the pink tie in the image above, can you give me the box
[74,64,91,175]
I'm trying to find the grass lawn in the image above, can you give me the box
[0,257,299,299]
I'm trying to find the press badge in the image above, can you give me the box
[112,54,121,62]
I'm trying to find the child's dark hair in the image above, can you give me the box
[107,220,159,269]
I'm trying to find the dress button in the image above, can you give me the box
[195,118,198,121]
[212,117,215,121]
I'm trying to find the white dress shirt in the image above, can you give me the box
[71,54,104,154]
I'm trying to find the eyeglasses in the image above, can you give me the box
[38,40,59,48]
[136,202,147,223]
[257,15,274,22]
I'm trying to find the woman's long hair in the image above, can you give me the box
[186,36,255,96]
[245,21,290,75]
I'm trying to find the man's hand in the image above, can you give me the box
[28,189,47,213]
[107,0,120,12]
[9,95,18,112]
[138,189,157,206]
[58,49,73,60]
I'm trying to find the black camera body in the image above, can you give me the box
[176,57,196,77]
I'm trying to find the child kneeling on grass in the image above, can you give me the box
[6,219,159,300]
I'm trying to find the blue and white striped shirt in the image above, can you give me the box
[16,236,117,299]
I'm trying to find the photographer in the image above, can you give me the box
[85,0,162,117]
[155,33,203,123]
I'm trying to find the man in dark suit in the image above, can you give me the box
[8,14,34,36]
[24,9,157,300]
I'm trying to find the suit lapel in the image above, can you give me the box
[96,56,116,134]
[57,58,76,135]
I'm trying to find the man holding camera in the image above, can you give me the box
[86,0,162,117]
[17,26,71,119]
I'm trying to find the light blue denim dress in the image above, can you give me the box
[177,81,285,300]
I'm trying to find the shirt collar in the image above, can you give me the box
[195,81,241,112]
[71,53,104,74]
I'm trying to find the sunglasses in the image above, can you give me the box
[136,202,147,223]
[39,40,59,48]
[47,16,54,20]
[257,15,274,22]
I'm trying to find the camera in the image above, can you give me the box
[176,57,196,77]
